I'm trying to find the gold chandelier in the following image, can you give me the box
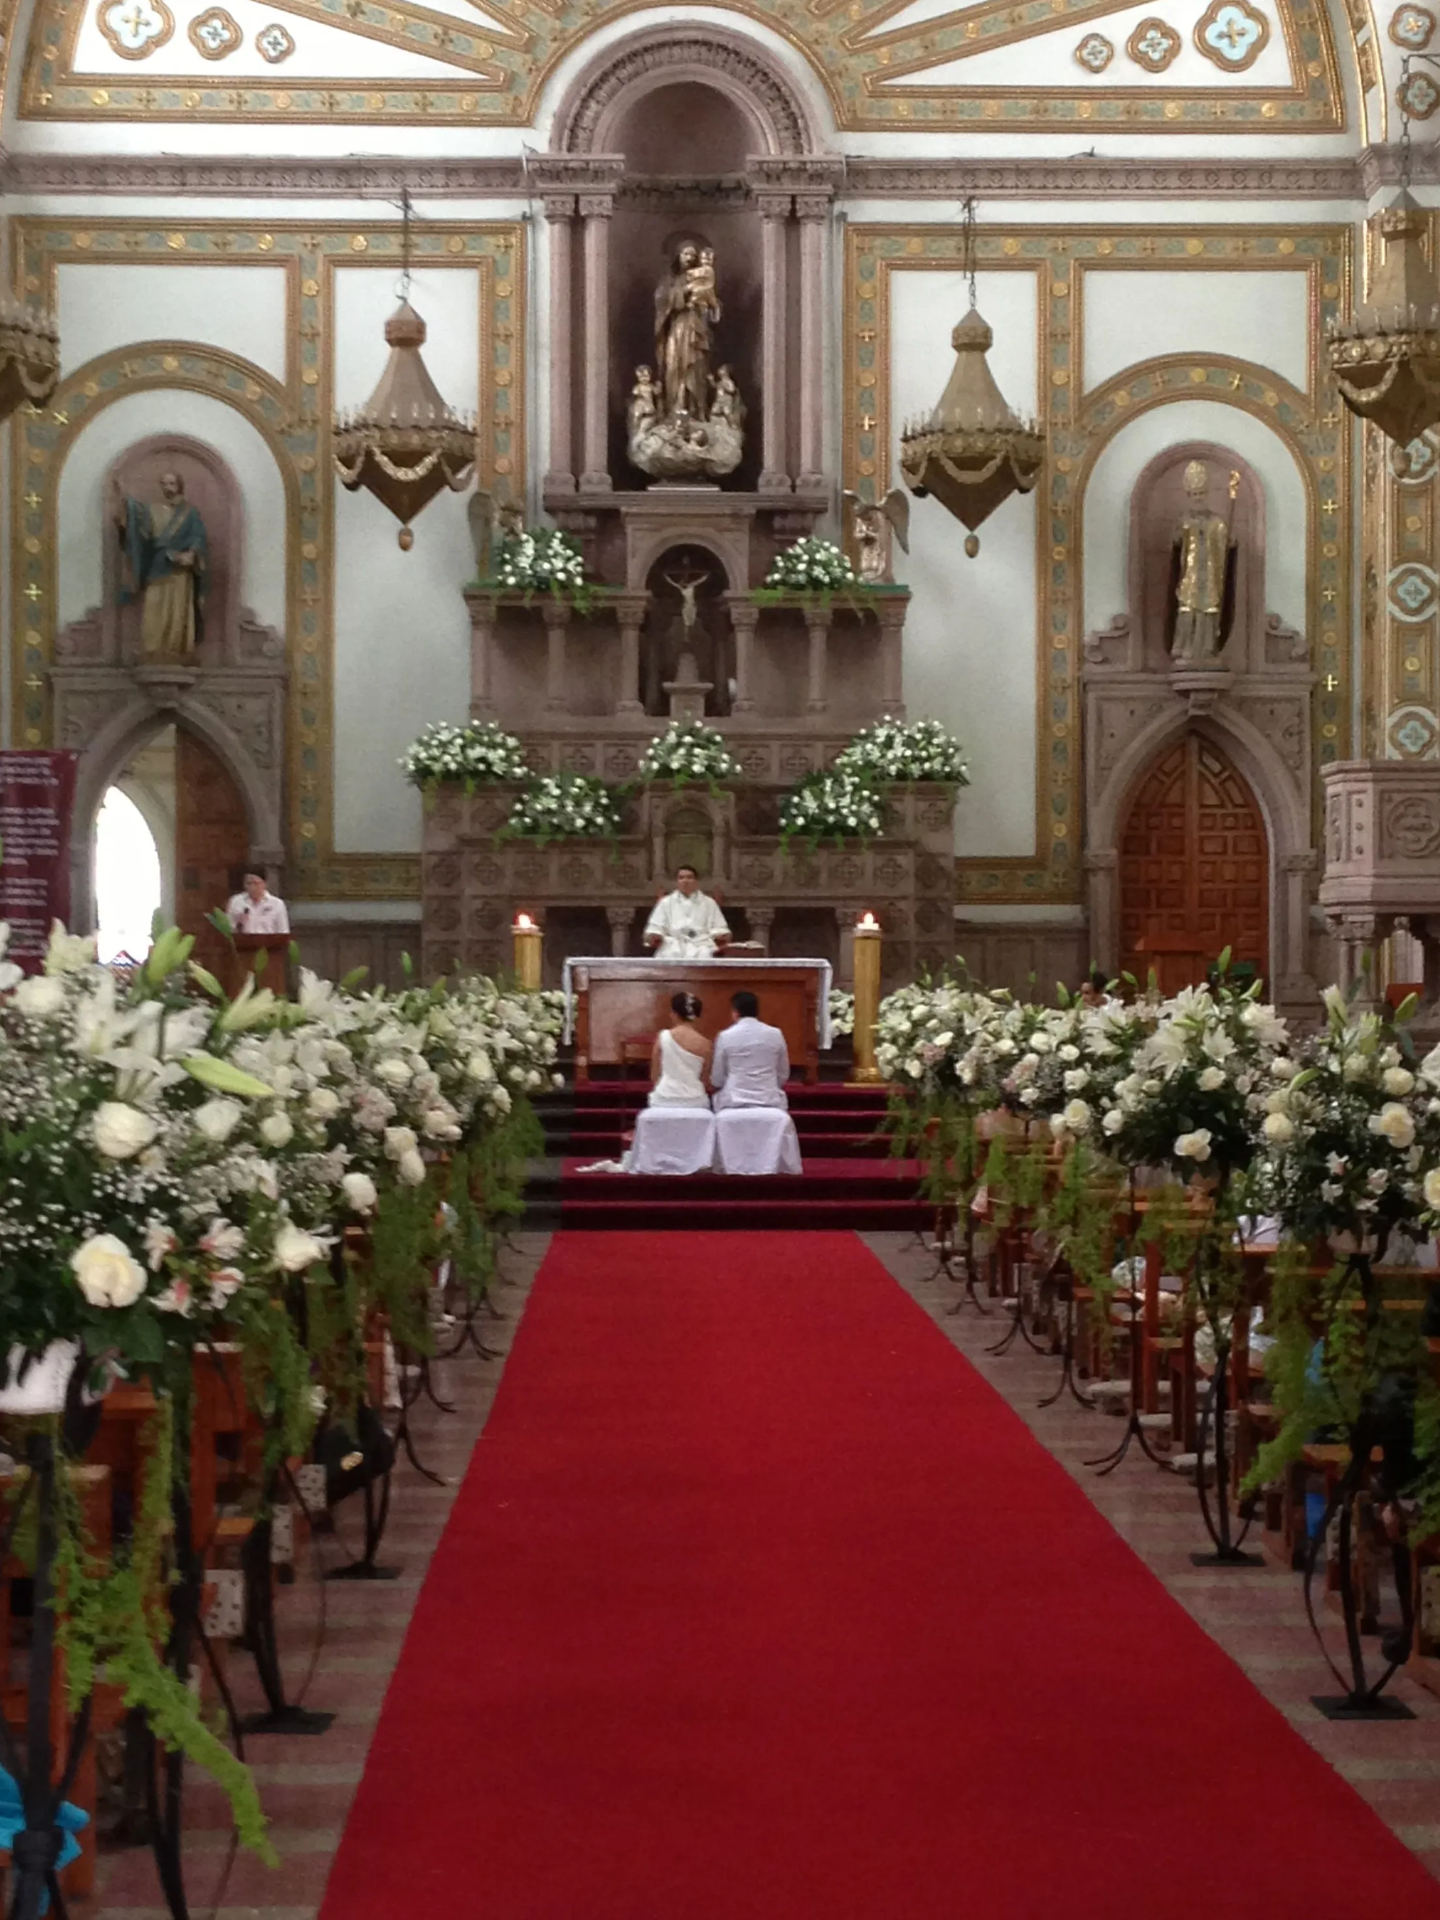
[898,200,1045,557]
[1327,62,1440,458]
[0,291,60,420]
[333,191,476,549]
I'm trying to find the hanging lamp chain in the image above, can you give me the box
[961,194,978,308]
[398,185,413,303]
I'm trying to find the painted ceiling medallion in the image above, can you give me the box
[96,0,174,60]
[254,20,296,63]
[1127,18,1183,70]
[1074,31,1115,73]
[1390,4,1437,49]
[1397,63,1440,115]
[1194,0,1272,69]
[188,6,241,59]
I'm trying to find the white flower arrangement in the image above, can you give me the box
[400,720,528,790]
[763,535,858,594]
[777,766,885,848]
[635,719,742,789]
[835,716,970,788]
[494,526,588,596]
[828,989,856,1039]
[504,770,623,845]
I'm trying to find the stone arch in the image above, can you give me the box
[550,22,824,157]
[1087,698,1314,1006]
[67,688,284,936]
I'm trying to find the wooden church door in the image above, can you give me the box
[1119,733,1268,995]
[175,728,250,980]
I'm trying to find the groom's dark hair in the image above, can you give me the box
[731,991,759,1019]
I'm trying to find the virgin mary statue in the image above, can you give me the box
[655,241,720,421]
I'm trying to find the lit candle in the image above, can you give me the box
[857,910,879,931]
[515,911,534,930]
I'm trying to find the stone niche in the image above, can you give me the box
[1082,440,1319,1015]
[50,433,287,927]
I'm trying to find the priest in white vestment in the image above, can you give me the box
[644,865,730,961]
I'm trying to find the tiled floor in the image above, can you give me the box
[863,1229,1440,1882]
[81,1231,550,1920]
[73,1226,1440,1915]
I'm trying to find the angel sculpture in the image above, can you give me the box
[842,488,911,584]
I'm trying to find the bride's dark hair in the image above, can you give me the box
[671,991,702,1020]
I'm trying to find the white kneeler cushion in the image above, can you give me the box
[714,1107,802,1176]
[629,1107,717,1176]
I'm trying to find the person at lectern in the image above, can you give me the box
[644,864,729,961]
[225,868,289,936]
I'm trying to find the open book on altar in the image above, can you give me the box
[562,955,833,1084]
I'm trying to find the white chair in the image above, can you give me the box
[714,1107,802,1176]
[628,1107,717,1175]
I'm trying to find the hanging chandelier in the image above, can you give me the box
[1326,59,1440,458]
[0,291,60,420]
[333,189,476,549]
[898,199,1045,557]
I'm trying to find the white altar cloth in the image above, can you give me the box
[561,955,833,1049]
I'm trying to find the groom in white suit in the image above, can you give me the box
[710,991,790,1110]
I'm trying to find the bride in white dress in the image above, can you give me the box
[647,992,712,1106]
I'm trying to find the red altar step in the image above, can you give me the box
[556,1157,927,1232]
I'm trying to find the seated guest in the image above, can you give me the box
[225,867,289,935]
[711,991,789,1110]
[648,992,712,1107]
[644,864,730,960]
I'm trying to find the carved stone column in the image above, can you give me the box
[757,190,792,493]
[613,590,648,716]
[605,904,633,957]
[727,596,759,713]
[543,601,571,712]
[805,607,831,715]
[874,597,906,717]
[465,590,498,719]
[835,905,857,989]
[543,194,577,494]
[795,193,828,493]
[579,191,613,494]
[746,905,774,953]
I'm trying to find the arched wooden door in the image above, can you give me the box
[1119,733,1268,995]
[175,728,251,980]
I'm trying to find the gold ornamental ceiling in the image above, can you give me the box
[5,0,1354,132]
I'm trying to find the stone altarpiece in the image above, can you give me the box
[1082,440,1320,1015]
[49,434,288,930]
[421,27,953,991]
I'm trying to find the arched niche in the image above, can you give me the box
[103,433,241,665]
[1129,442,1266,675]
[640,540,732,716]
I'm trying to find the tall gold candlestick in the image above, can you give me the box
[849,911,882,1086]
[512,912,543,992]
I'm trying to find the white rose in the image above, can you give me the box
[373,1056,412,1087]
[194,1098,242,1144]
[260,1112,294,1149]
[397,1147,427,1187]
[1343,1054,1372,1083]
[466,1050,495,1083]
[1102,1109,1124,1135]
[1198,1066,1226,1092]
[71,1232,146,1309]
[492,1085,512,1114]
[383,1125,418,1160]
[1421,1043,1440,1087]
[341,1171,378,1214]
[1175,1129,1213,1163]
[307,1087,341,1121]
[1063,1069,1090,1092]
[1262,1112,1295,1144]
[1384,1067,1416,1097]
[1424,1168,1440,1209]
[1369,1102,1416,1149]
[92,1101,159,1160]
[422,1108,460,1140]
[273,1221,328,1273]
[13,975,66,1018]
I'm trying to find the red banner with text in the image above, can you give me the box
[0,750,79,972]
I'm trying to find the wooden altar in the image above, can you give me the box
[565,956,830,1084]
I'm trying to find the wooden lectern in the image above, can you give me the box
[228,932,291,999]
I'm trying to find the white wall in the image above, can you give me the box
[57,388,287,629]
[1081,268,1313,396]
[57,263,289,386]
[890,266,1040,861]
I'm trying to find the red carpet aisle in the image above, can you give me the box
[319,1233,1440,1920]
